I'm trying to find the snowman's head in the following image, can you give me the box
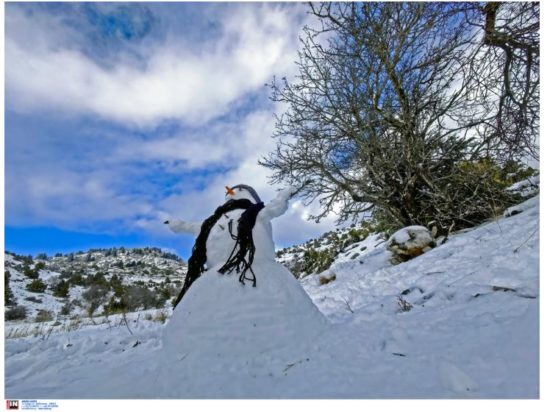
[225,184,262,203]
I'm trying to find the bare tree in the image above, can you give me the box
[473,2,539,160]
[261,2,533,232]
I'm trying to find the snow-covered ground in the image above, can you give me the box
[4,196,539,398]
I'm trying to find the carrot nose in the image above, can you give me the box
[225,186,236,196]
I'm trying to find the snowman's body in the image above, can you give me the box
[204,208,276,269]
[164,186,327,358]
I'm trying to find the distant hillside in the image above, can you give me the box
[276,223,381,279]
[4,247,186,322]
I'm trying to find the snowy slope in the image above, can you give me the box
[4,196,539,398]
[5,256,67,319]
[4,247,186,321]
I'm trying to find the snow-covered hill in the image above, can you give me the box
[4,195,539,398]
[4,247,186,322]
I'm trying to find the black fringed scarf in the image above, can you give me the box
[173,198,265,308]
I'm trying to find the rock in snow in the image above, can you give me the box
[387,225,436,262]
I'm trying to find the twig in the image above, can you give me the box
[283,358,309,373]
[513,227,538,253]
[441,221,456,245]
[283,362,297,373]
[374,239,387,248]
[424,271,444,276]
[290,179,313,198]
[494,217,503,233]
[121,312,133,336]
[43,325,54,341]
[342,297,354,313]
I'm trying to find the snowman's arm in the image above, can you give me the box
[165,219,202,236]
[260,186,298,220]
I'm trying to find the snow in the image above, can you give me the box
[388,225,433,245]
[386,225,435,261]
[503,195,539,217]
[507,174,539,197]
[163,259,327,361]
[4,195,539,399]
[166,185,296,268]
[7,266,67,318]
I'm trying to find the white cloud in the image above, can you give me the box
[5,3,305,127]
[5,3,340,248]
[109,108,276,170]
[152,108,340,247]
[6,168,149,231]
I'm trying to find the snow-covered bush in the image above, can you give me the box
[60,301,74,316]
[61,271,83,285]
[124,286,162,311]
[26,279,47,293]
[82,284,110,316]
[103,285,165,315]
[5,269,15,306]
[34,261,46,271]
[340,226,370,248]
[302,248,336,276]
[52,280,70,298]
[35,309,54,323]
[153,310,169,324]
[23,265,39,279]
[5,305,27,321]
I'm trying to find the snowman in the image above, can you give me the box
[162,184,327,358]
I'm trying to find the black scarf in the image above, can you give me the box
[173,198,265,308]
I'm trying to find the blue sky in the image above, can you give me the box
[4,2,339,259]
